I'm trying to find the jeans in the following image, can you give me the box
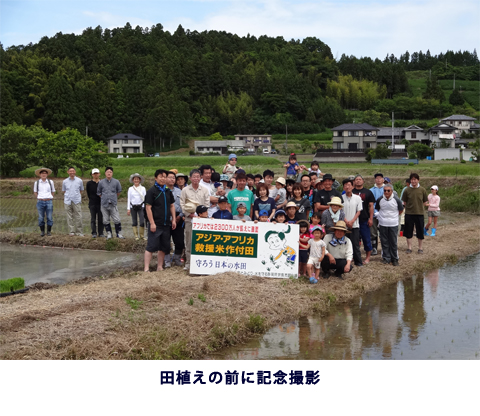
[359,220,373,252]
[37,199,53,227]
[347,228,363,266]
[89,205,104,235]
[131,207,145,227]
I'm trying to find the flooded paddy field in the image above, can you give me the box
[211,254,480,360]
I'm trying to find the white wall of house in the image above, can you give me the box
[462,149,475,160]
[434,148,460,160]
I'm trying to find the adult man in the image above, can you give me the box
[200,164,224,217]
[62,167,84,236]
[369,172,385,255]
[33,167,55,236]
[227,173,255,216]
[163,171,184,267]
[300,174,314,208]
[144,169,176,272]
[401,173,428,254]
[313,173,341,214]
[342,178,363,267]
[352,174,374,264]
[376,183,404,266]
[321,221,353,279]
[97,166,124,240]
[180,169,210,271]
[86,168,104,238]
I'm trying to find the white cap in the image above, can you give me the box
[91,168,100,174]
[431,185,438,191]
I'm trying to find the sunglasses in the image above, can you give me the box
[384,189,392,193]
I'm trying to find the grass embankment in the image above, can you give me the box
[0,215,479,360]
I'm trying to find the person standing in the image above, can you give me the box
[62,167,84,236]
[342,178,363,267]
[313,173,341,215]
[86,168,105,238]
[369,172,385,255]
[227,173,255,217]
[144,169,177,272]
[97,166,124,240]
[352,174,374,264]
[127,173,146,241]
[180,169,210,271]
[33,167,55,236]
[376,183,404,266]
[402,173,428,254]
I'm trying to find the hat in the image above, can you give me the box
[237,202,247,208]
[228,153,237,160]
[297,220,310,229]
[354,174,363,180]
[220,174,229,181]
[176,172,188,180]
[329,220,351,233]
[322,173,335,181]
[218,196,228,203]
[129,173,145,184]
[184,201,199,214]
[170,169,178,175]
[431,185,438,191]
[327,196,344,208]
[311,225,323,233]
[91,168,100,175]
[259,210,269,217]
[285,201,299,210]
[274,209,286,217]
[259,179,265,183]
[196,205,208,215]
[275,177,286,186]
[383,177,392,184]
[314,178,323,186]
[35,167,52,177]
[236,169,246,175]
[374,172,384,178]
[348,175,356,181]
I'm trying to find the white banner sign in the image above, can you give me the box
[190,218,299,278]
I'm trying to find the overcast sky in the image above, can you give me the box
[1,0,478,59]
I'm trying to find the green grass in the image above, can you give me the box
[0,277,25,293]
[125,297,143,310]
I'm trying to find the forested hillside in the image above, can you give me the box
[1,23,478,148]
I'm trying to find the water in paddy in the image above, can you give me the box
[0,243,139,286]
[211,254,480,360]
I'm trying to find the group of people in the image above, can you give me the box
[33,152,440,277]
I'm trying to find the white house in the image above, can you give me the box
[107,133,144,154]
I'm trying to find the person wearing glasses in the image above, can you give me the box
[375,183,404,266]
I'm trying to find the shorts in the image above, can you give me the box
[307,257,321,269]
[299,249,309,263]
[404,214,424,240]
[428,211,440,217]
[146,225,171,253]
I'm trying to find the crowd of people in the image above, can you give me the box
[33,152,440,278]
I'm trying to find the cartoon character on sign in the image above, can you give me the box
[263,225,296,270]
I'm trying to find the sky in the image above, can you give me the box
[0,0,479,59]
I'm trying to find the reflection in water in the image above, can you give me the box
[0,243,139,285]
[212,254,480,360]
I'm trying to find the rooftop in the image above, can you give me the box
[331,123,379,131]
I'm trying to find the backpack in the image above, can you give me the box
[35,179,54,194]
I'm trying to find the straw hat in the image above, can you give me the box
[170,169,178,175]
[35,167,52,177]
[327,196,344,208]
[329,220,351,233]
[276,177,286,186]
[129,173,145,184]
[184,201,199,214]
[176,172,189,180]
[285,201,299,210]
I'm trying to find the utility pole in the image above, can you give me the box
[86,126,88,138]
[392,112,395,151]
[453,73,455,90]
[284,124,288,154]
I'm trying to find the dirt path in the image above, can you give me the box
[1,213,479,360]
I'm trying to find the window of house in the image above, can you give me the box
[335,143,342,150]
[114,148,119,153]
[366,142,371,148]
[113,139,118,144]
[124,139,129,144]
[411,132,417,139]
[348,131,359,137]
[134,148,139,153]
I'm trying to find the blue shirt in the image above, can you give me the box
[62,176,84,205]
[369,185,384,214]
[212,210,233,220]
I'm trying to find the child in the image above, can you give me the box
[263,169,275,194]
[223,153,241,180]
[298,220,312,278]
[212,196,233,220]
[219,174,231,196]
[285,201,302,224]
[196,205,209,218]
[425,185,440,237]
[308,161,323,177]
[127,173,147,240]
[233,202,251,222]
[273,209,286,224]
[246,174,256,192]
[284,153,300,180]
[256,210,270,223]
[254,183,276,221]
[310,212,323,234]
[306,226,326,284]
[321,196,345,235]
[270,177,287,209]
[285,179,295,200]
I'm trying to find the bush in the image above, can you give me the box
[365,144,392,162]
[407,143,433,160]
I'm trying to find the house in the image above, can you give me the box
[440,115,478,135]
[234,134,272,153]
[428,123,456,148]
[194,134,272,155]
[403,125,429,144]
[331,123,379,150]
[107,133,144,154]
[376,127,405,145]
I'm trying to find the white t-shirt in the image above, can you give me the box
[308,238,326,259]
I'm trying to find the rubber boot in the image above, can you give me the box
[424,227,429,236]
[47,225,52,236]
[115,223,125,239]
[139,226,147,241]
[164,254,172,268]
[40,225,45,237]
[431,228,436,237]
[371,239,378,255]
[132,227,139,241]
[173,254,183,267]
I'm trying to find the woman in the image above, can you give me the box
[321,196,345,235]
[127,173,147,240]
[288,183,311,220]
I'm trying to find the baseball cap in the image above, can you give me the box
[384,177,392,183]
[218,196,228,203]
[237,202,246,208]
[431,185,438,191]
[196,205,208,215]
[91,168,100,174]
[259,210,269,217]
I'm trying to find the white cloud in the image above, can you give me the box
[82,11,154,30]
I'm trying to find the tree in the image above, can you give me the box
[407,143,433,160]
[449,88,465,106]
[365,144,391,162]
[469,138,480,163]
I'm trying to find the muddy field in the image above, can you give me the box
[1,213,479,360]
